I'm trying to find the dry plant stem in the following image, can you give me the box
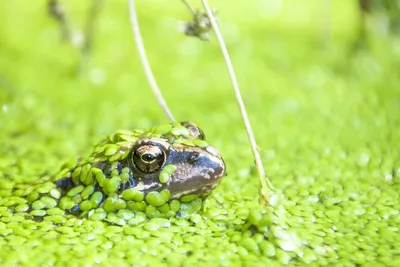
[200,0,274,205]
[127,0,175,122]
[80,0,104,74]
[48,0,102,75]
[48,0,72,41]
[83,0,103,54]
[181,0,196,15]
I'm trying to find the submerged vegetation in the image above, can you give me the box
[1,1,400,266]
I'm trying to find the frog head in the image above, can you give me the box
[129,122,226,199]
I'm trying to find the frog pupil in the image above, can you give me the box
[142,153,156,162]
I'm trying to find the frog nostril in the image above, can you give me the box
[188,152,200,163]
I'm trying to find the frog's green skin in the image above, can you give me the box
[23,122,226,222]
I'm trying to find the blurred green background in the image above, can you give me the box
[1,0,400,266]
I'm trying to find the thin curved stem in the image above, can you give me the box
[181,0,196,15]
[128,0,175,122]
[200,0,275,205]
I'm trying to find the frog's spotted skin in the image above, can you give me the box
[22,122,226,224]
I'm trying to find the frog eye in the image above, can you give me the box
[141,153,156,162]
[180,121,205,140]
[133,145,166,173]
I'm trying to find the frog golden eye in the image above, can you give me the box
[133,145,166,173]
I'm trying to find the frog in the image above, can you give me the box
[22,121,226,222]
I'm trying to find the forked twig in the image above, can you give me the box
[127,0,175,122]
[181,0,196,15]
[83,0,103,55]
[48,0,72,41]
[79,0,104,74]
[200,0,275,205]
[48,0,103,75]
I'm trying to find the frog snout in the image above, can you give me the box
[204,145,221,158]
[166,146,226,199]
[185,147,226,181]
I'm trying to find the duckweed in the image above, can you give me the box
[154,124,173,135]
[49,188,61,199]
[159,171,171,184]
[89,209,107,221]
[171,125,190,137]
[144,192,163,207]
[170,200,181,213]
[40,196,57,209]
[193,139,208,147]
[103,197,127,212]
[15,203,29,213]
[181,194,198,203]
[2,1,400,266]
[103,176,121,195]
[66,186,84,197]
[90,191,103,206]
[121,188,144,201]
[58,197,75,210]
[31,200,46,210]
